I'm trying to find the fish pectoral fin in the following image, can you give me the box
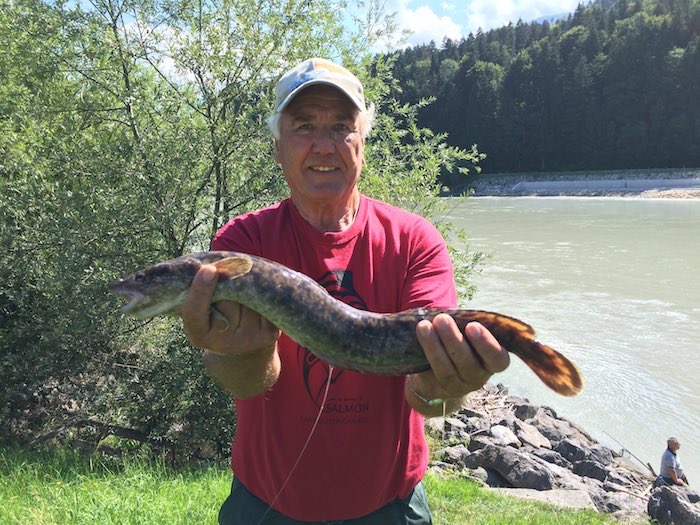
[212,256,253,279]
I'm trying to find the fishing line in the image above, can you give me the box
[257,365,334,525]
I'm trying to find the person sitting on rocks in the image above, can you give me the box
[659,437,689,486]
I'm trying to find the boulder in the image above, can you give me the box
[555,438,589,463]
[490,425,521,447]
[441,444,470,466]
[647,486,700,525]
[490,487,597,510]
[515,420,552,449]
[513,403,541,421]
[428,383,656,517]
[530,448,572,469]
[573,460,609,482]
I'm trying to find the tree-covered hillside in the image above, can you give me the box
[389,0,700,173]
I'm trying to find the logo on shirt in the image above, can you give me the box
[298,270,367,408]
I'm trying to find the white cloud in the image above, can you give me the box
[396,0,463,47]
[464,0,580,35]
[374,0,579,50]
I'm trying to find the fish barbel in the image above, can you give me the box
[109,251,583,396]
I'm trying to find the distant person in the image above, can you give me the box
[660,437,689,486]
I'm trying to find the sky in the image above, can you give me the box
[383,0,581,49]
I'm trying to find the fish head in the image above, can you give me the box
[109,256,202,319]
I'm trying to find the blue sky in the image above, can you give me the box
[385,0,581,48]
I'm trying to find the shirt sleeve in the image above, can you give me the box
[400,218,458,311]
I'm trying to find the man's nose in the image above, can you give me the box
[311,128,337,153]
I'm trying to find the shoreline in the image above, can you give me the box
[449,169,700,199]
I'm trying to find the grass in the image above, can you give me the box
[424,473,615,525]
[0,447,619,524]
[0,448,230,524]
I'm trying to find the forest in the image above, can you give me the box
[388,0,700,173]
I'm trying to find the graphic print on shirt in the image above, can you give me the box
[298,269,367,409]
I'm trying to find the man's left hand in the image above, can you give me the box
[407,313,510,413]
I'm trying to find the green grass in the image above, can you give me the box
[424,473,615,525]
[1,447,619,524]
[0,448,230,524]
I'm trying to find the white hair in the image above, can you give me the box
[266,102,376,141]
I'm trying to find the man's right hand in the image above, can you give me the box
[181,264,280,356]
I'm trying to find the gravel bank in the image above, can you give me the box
[453,169,700,199]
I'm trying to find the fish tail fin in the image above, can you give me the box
[452,310,583,397]
[512,338,584,397]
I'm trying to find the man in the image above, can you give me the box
[181,58,510,524]
[660,437,689,486]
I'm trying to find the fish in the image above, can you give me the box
[109,251,583,396]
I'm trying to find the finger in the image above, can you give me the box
[181,264,219,340]
[416,315,466,390]
[465,322,510,374]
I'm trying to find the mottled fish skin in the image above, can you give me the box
[109,251,584,396]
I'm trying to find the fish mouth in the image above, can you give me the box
[109,284,150,315]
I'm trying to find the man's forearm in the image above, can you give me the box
[202,344,280,399]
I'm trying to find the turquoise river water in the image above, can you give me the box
[447,196,700,483]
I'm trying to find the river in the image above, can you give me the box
[447,196,700,483]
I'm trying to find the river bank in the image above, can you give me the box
[452,168,700,198]
[430,383,700,524]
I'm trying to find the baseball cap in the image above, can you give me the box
[274,58,366,113]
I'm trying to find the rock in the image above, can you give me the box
[588,444,613,466]
[490,425,521,447]
[515,421,552,449]
[470,444,552,489]
[647,486,700,525]
[428,461,456,474]
[573,460,609,482]
[431,384,656,517]
[530,448,572,469]
[555,438,590,463]
[513,403,541,421]
[526,412,568,444]
[597,492,647,514]
[441,444,470,466]
[467,466,489,483]
[490,487,597,510]
[444,417,467,432]
[467,435,491,452]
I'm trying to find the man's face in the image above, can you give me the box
[275,85,365,206]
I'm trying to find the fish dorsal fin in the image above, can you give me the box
[212,255,253,279]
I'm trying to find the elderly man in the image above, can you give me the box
[660,437,689,486]
[182,58,510,524]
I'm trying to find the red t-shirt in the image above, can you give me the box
[212,195,457,521]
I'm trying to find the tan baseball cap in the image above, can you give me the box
[274,58,366,113]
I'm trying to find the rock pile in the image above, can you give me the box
[428,383,662,522]
[648,481,700,524]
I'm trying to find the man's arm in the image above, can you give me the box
[665,461,686,486]
[405,315,510,417]
[181,264,281,399]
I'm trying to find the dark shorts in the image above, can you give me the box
[218,477,432,525]
[661,475,689,486]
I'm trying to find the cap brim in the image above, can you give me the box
[276,79,365,112]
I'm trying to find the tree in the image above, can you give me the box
[0,0,484,455]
